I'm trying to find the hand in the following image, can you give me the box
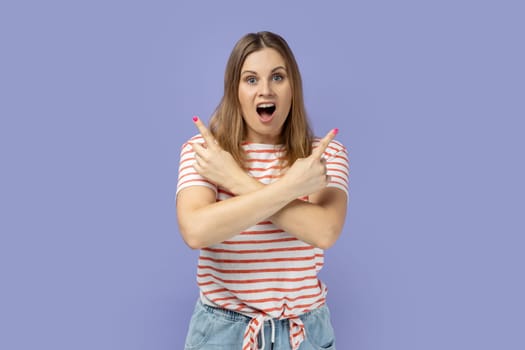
[191,116,248,192]
[281,129,338,199]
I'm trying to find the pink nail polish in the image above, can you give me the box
[192,116,199,122]
[333,128,339,135]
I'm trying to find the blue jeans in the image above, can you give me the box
[184,300,336,349]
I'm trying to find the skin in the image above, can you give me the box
[238,48,292,144]
[176,49,347,250]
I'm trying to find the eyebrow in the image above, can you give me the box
[241,66,287,75]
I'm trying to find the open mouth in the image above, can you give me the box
[256,103,276,122]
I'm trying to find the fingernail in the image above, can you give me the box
[192,116,199,122]
[333,128,339,135]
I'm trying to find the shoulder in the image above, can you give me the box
[179,134,206,152]
[181,134,205,147]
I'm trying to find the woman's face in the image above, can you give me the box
[238,48,292,144]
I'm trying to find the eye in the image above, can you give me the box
[272,74,284,81]
[246,76,257,85]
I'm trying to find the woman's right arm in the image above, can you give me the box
[177,180,290,249]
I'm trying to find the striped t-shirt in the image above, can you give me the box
[176,134,349,350]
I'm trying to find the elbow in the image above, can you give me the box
[316,241,333,250]
[315,225,342,250]
[316,237,336,250]
[184,237,206,250]
[181,230,207,250]
[178,222,208,250]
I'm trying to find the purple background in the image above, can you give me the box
[1,0,524,349]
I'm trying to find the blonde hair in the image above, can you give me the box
[209,31,313,168]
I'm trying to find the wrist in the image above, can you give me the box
[230,172,263,195]
[271,176,301,203]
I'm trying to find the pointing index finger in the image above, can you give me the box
[192,116,217,149]
[312,128,338,159]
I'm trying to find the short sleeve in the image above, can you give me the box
[314,139,350,197]
[176,135,218,196]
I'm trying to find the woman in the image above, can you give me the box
[176,31,349,350]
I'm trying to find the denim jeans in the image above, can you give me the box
[184,300,336,350]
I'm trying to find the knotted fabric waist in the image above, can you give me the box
[242,313,306,350]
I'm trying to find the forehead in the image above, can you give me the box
[241,48,287,72]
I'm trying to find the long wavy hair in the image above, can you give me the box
[209,31,313,168]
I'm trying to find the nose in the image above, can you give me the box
[258,78,274,97]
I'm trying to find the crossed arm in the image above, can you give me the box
[176,118,348,250]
